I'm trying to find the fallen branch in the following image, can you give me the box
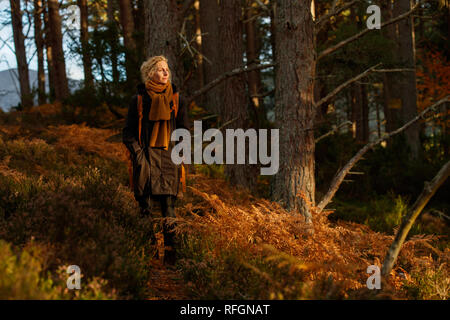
[317,1,421,61]
[382,160,450,276]
[186,63,275,106]
[317,96,450,213]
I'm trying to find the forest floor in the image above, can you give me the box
[147,260,189,299]
[0,107,448,299]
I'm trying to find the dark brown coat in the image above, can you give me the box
[122,82,190,198]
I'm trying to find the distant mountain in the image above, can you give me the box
[0,69,81,112]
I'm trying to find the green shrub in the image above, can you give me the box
[0,239,116,299]
[329,192,425,235]
[404,264,449,300]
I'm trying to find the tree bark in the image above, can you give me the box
[351,83,369,144]
[193,0,204,96]
[43,0,55,101]
[10,0,32,108]
[382,160,450,276]
[216,0,257,191]
[394,0,421,159]
[133,0,145,69]
[119,0,138,88]
[47,0,69,101]
[272,0,316,222]
[34,0,46,105]
[145,0,182,86]
[200,0,221,114]
[245,1,262,109]
[380,0,402,134]
[78,0,94,88]
[245,0,266,128]
[107,0,120,84]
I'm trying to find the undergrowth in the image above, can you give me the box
[0,108,448,300]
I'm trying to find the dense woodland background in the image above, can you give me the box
[0,0,448,300]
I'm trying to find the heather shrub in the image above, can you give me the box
[0,239,116,299]
[0,132,129,185]
[405,263,449,300]
[0,165,154,298]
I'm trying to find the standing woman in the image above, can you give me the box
[122,56,190,265]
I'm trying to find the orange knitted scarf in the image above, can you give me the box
[145,79,173,150]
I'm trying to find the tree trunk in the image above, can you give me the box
[380,0,402,134]
[351,82,369,144]
[134,0,145,67]
[200,0,221,114]
[269,1,276,66]
[43,0,55,101]
[144,0,182,86]
[395,0,421,159]
[194,0,204,95]
[107,0,120,84]
[244,0,266,128]
[219,0,257,191]
[10,0,32,108]
[78,0,94,88]
[119,0,138,88]
[47,0,69,101]
[245,1,262,109]
[272,0,316,222]
[33,0,46,105]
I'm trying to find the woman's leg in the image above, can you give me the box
[136,194,152,216]
[160,195,177,264]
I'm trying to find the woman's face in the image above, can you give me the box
[151,61,169,84]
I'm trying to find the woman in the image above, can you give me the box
[122,56,190,265]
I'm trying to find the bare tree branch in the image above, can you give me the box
[317,1,421,61]
[186,63,275,106]
[255,0,270,13]
[178,32,212,65]
[0,35,16,54]
[314,64,381,108]
[315,121,352,143]
[316,0,360,33]
[317,96,450,213]
[373,68,416,73]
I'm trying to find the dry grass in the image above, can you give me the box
[174,173,449,299]
[44,123,129,162]
[0,119,447,299]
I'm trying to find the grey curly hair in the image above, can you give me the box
[140,55,172,83]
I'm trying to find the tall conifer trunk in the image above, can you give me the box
[272,0,316,221]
